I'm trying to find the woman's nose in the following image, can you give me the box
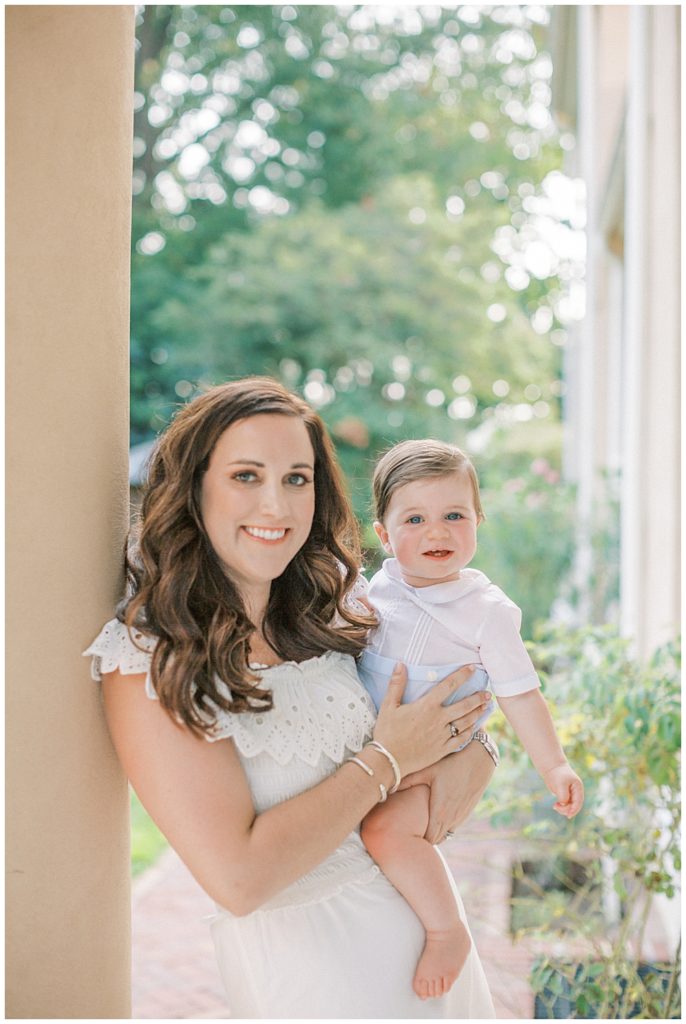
[258,483,287,517]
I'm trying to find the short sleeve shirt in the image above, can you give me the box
[365,559,540,698]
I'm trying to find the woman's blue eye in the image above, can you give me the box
[445,512,463,521]
[287,473,310,486]
[407,515,423,524]
[234,471,257,482]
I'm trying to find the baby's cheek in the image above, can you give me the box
[393,535,415,561]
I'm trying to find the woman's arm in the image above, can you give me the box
[393,681,496,842]
[103,662,474,915]
[397,738,496,843]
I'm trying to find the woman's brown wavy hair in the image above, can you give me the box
[122,377,374,735]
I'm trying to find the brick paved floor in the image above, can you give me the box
[132,820,536,1019]
[132,848,227,1019]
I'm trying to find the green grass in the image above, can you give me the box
[130,788,168,876]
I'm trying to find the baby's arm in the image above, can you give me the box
[498,691,584,818]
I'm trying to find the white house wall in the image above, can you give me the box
[554,6,680,657]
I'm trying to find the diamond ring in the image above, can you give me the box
[449,722,460,738]
[445,830,455,839]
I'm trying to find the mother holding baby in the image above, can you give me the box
[85,377,497,1018]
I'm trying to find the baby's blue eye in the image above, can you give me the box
[407,515,423,524]
[445,512,463,521]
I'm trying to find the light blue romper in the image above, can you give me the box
[357,649,493,752]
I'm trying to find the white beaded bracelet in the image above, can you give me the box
[346,755,388,803]
[366,740,402,794]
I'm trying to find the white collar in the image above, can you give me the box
[381,558,490,605]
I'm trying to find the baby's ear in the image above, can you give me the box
[373,520,393,554]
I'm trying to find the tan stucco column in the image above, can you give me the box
[6,6,134,1017]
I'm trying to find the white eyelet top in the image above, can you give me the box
[82,578,380,911]
[85,617,376,766]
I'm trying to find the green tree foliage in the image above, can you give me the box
[132,5,583,625]
[150,176,558,505]
[132,5,577,431]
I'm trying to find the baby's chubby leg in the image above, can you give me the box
[361,786,471,999]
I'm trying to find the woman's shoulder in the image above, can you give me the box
[82,617,157,682]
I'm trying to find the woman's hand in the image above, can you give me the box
[397,740,496,843]
[371,663,489,778]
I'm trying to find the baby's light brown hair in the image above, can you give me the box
[372,439,484,524]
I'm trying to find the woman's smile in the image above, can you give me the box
[242,525,289,542]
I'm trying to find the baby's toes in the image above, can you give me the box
[413,977,429,1000]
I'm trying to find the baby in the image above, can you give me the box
[357,439,584,1000]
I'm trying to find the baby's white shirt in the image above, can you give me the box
[365,559,540,697]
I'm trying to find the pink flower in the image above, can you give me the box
[505,478,525,493]
[530,458,550,476]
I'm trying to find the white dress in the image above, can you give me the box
[85,619,496,1020]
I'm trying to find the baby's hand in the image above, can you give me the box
[543,764,584,818]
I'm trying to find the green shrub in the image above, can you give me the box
[482,625,681,1019]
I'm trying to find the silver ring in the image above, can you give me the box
[445,830,455,839]
[449,722,459,738]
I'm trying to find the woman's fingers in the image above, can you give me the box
[378,662,408,710]
[447,690,492,717]
[374,663,495,775]
[432,663,476,702]
[443,695,492,740]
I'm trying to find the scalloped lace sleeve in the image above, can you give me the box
[345,571,370,614]
[330,571,370,628]
[83,618,156,684]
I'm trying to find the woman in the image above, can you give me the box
[85,377,497,1018]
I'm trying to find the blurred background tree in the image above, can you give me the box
[131,4,585,634]
[129,26,676,1010]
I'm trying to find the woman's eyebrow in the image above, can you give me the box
[227,459,314,469]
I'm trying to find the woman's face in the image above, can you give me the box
[200,414,316,614]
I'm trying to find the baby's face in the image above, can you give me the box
[375,472,478,588]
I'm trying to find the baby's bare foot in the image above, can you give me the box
[413,925,471,1000]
